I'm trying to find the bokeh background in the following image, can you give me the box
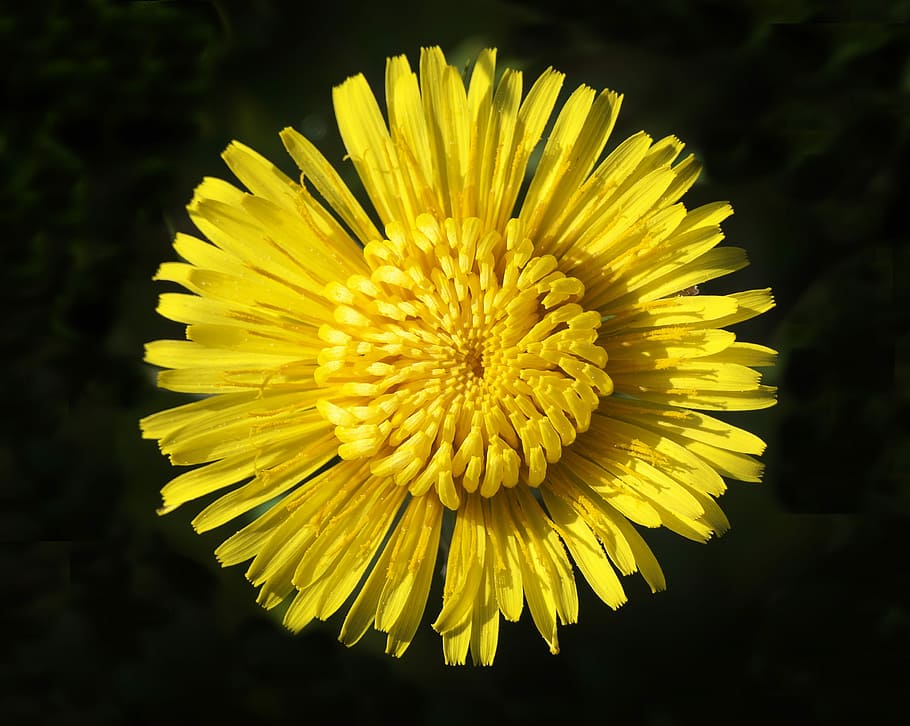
[5,0,906,723]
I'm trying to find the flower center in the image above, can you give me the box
[315,214,613,509]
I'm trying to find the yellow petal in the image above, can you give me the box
[487,495,524,621]
[689,288,776,329]
[600,397,768,455]
[145,339,304,371]
[140,390,256,441]
[512,499,559,653]
[541,484,626,609]
[420,47,471,218]
[700,342,778,367]
[596,247,750,309]
[686,440,766,483]
[248,461,369,608]
[333,73,407,225]
[468,548,500,666]
[522,85,621,247]
[385,496,444,657]
[376,493,442,633]
[590,411,727,497]
[279,126,382,244]
[433,493,485,633]
[192,432,337,532]
[599,295,739,333]
[561,451,662,528]
[160,448,285,512]
[601,328,736,364]
[222,140,299,210]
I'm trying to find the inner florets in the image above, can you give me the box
[315,215,613,510]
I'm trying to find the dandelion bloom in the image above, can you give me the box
[141,47,776,665]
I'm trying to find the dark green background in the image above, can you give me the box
[4,0,906,723]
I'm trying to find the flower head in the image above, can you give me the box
[142,47,776,665]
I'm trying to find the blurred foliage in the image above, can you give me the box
[3,0,907,723]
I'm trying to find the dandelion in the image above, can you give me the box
[141,47,776,665]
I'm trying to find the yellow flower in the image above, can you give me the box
[141,47,776,665]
